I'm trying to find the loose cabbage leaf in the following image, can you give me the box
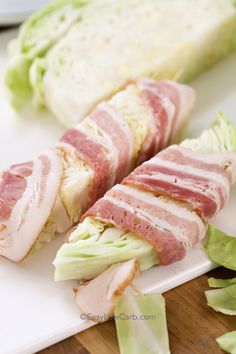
[208,277,236,288]
[206,225,236,271]
[115,293,170,354]
[217,331,236,354]
[205,284,236,315]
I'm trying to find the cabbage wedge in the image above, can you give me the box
[54,114,236,281]
[206,225,236,271]
[5,0,236,126]
[5,0,89,109]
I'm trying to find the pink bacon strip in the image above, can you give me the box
[62,80,195,212]
[124,145,235,221]
[82,196,187,264]
[89,102,135,182]
[82,146,236,265]
[81,183,206,265]
[139,79,196,146]
[0,161,33,220]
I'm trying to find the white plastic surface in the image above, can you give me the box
[0,30,236,354]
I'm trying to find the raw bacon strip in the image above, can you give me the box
[139,79,196,145]
[81,146,236,264]
[158,145,234,182]
[0,161,33,220]
[82,183,206,264]
[82,195,187,264]
[131,159,229,209]
[107,185,205,248]
[89,102,135,181]
[124,145,236,220]
[60,128,112,208]
[139,79,178,151]
[0,149,62,262]
[61,80,195,212]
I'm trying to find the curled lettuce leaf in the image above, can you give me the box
[205,284,236,315]
[115,293,170,354]
[217,331,236,354]
[54,218,158,281]
[206,225,236,271]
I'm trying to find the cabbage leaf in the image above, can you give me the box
[115,293,170,354]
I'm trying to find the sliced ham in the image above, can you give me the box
[74,259,139,322]
[0,149,62,262]
[124,145,236,220]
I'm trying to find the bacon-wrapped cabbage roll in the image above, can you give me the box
[0,79,194,262]
[54,115,236,281]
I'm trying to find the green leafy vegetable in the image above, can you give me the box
[53,218,158,281]
[5,0,236,124]
[205,284,236,315]
[217,331,236,354]
[115,293,170,354]
[206,225,236,271]
[5,0,88,108]
[181,113,236,153]
[208,277,236,288]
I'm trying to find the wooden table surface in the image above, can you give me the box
[38,267,236,354]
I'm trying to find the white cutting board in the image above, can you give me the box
[0,29,236,354]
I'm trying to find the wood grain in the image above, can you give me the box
[38,267,236,354]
